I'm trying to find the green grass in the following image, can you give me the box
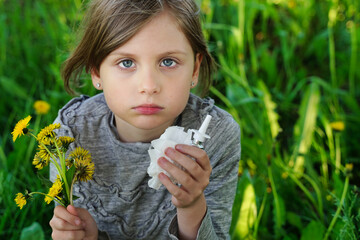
[1,0,359,239]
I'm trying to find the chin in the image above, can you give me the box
[132,116,175,130]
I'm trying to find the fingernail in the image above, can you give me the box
[175,144,183,151]
[158,157,167,166]
[158,172,166,179]
[165,148,174,155]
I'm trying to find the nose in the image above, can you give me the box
[138,67,160,95]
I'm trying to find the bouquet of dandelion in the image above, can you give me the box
[12,115,94,209]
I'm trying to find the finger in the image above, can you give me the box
[164,148,203,179]
[53,205,83,227]
[158,157,196,190]
[158,172,190,203]
[50,216,84,231]
[175,144,212,172]
[51,229,85,240]
[75,208,99,237]
[67,205,79,216]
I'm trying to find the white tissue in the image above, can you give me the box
[147,116,212,190]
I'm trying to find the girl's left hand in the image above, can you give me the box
[157,144,212,208]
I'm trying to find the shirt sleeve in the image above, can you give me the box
[168,208,217,239]
[98,230,111,240]
[168,115,241,239]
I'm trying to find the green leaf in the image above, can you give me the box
[292,82,320,174]
[232,172,257,239]
[300,220,325,240]
[66,165,76,188]
[273,195,286,237]
[62,165,76,205]
[20,222,44,240]
[286,211,303,230]
[258,80,281,139]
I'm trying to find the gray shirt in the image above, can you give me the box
[50,93,241,239]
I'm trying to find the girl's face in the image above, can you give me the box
[91,11,202,142]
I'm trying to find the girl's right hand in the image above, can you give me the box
[50,205,98,240]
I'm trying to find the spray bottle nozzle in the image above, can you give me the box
[191,115,212,148]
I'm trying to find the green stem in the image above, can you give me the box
[29,191,65,207]
[323,176,349,240]
[237,0,247,89]
[246,12,258,74]
[253,191,268,239]
[209,86,241,124]
[288,173,319,216]
[29,133,62,175]
[303,174,324,220]
[52,137,70,201]
[278,161,323,219]
[335,133,341,174]
[69,173,78,206]
[268,164,282,232]
[349,20,357,96]
[29,132,70,200]
[327,0,338,88]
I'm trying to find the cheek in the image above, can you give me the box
[102,85,130,111]
[166,86,191,111]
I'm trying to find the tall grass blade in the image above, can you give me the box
[268,162,285,237]
[292,82,320,174]
[232,173,257,240]
[327,0,338,88]
[348,19,357,96]
[258,80,281,139]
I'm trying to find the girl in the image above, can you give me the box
[49,0,241,239]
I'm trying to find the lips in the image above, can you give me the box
[133,104,163,115]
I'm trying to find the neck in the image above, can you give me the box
[118,128,163,143]
[114,116,175,143]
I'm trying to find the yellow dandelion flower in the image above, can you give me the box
[330,121,345,131]
[67,147,91,167]
[45,177,63,204]
[326,194,332,201]
[281,172,289,179]
[345,163,354,177]
[65,158,73,168]
[11,116,32,142]
[68,147,95,182]
[37,123,61,145]
[32,153,49,170]
[345,163,353,171]
[34,100,50,115]
[288,0,296,9]
[75,158,95,182]
[70,147,91,160]
[59,136,75,150]
[37,144,52,162]
[14,193,27,209]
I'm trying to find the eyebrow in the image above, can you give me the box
[109,50,188,57]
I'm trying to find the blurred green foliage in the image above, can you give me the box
[1,0,359,239]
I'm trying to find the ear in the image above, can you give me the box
[91,68,102,90]
[191,53,203,88]
[90,68,102,90]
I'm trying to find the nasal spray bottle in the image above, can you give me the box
[190,115,212,149]
[147,115,212,190]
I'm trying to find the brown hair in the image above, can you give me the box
[62,0,215,97]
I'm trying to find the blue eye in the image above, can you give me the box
[119,60,134,68]
[161,59,176,67]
